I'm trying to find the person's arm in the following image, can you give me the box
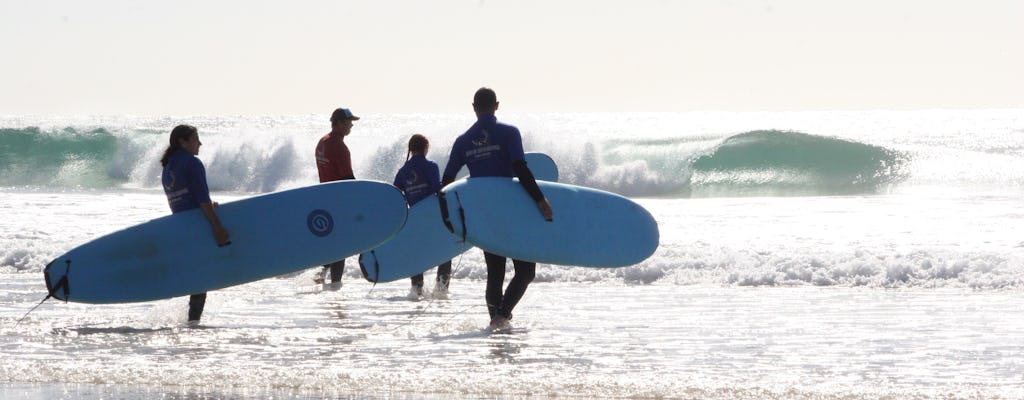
[199,202,230,246]
[441,140,464,188]
[190,160,230,246]
[336,144,355,180]
[513,160,553,221]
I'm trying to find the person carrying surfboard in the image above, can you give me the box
[441,87,554,331]
[314,107,360,289]
[393,134,452,299]
[160,124,231,325]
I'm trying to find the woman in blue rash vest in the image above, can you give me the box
[393,134,452,299]
[160,124,230,325]
[441,87,554,330]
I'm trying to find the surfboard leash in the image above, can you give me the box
[375,250,474,334]
[14,260,71,328]
[14,294,52,329]
[454,192,467,243]
[437,191,468,243]
[358,251,381,284]
[438,192,455,235]
[42,259,72,304]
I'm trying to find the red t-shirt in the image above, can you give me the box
[315,132,354,182]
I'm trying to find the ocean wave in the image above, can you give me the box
[0,127,127,188]
[535,130,910,197]
[0,119,1010,198]
[687,130,909,197]
[0,126,310,193]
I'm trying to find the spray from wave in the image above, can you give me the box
[0,126,308,193]
[0,124,925,198]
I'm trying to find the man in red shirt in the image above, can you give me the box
[313,107,359,288]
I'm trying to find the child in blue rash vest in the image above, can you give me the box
[393,134,452,298]
[160,124,231,325]
[441,87,554,330]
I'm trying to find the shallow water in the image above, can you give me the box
[3,272,1024,399]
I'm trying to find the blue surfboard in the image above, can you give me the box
[522,152,557,185]
[438,178,658,267]
[44,180,408,304]
[359,153,558,283]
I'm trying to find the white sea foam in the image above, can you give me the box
[3,275,1024,399]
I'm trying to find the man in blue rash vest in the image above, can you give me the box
[441,87,554,330]
[160,124,231,325]
[393,133,452,298]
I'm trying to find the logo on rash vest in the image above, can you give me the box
[406,170,419,186]
[307,209,334,237]
[466,129,500,162]
[472,129,490,146]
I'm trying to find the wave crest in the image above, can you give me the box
[688,130,909,196]
[0,127,124,188]
[0,125,911,198]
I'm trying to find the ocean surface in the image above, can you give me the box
[2,110,1023,399]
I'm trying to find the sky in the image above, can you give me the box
[0,0,1021,115]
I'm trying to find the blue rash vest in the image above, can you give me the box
[393,155,441,206]
[442,115,526,180]
[162,150,212,214]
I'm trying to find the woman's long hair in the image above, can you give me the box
[406,134,428,161]
[160,124,198,166]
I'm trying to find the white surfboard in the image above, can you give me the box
[44,180,408,304]
[438,178,658,267]
[359,153,558,283]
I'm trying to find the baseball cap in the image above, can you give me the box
[330,108,360,123]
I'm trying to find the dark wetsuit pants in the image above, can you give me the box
[411,260,453,288]
[484,251,536,320]
[188,293,207,322]
[324,259,345,283]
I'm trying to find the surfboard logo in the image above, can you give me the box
[306,209,334,237]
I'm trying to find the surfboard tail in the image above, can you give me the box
[358,251,379,283]
[43,259,71,302]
